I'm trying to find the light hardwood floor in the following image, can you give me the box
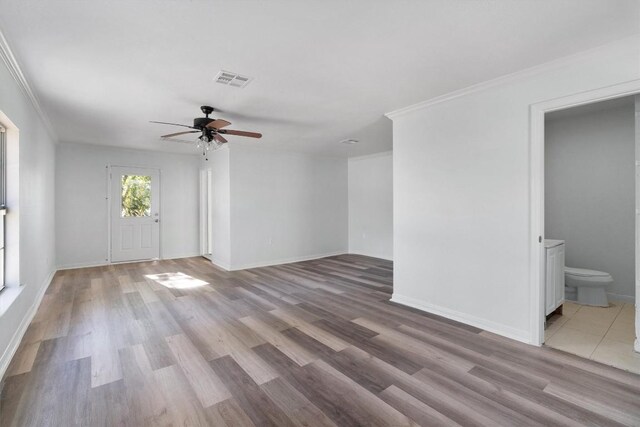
[1,255,639,426]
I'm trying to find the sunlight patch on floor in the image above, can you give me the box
[145,272,209,289]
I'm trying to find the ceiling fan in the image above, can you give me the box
[151,106,262,159]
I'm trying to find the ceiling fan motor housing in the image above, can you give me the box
[194,117,214,129]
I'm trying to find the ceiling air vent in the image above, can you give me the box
[214,70,252,88]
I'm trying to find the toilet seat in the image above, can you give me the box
[565,267,611,279]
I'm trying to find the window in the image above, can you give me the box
[121,175,151,217]
[0,125,6,291]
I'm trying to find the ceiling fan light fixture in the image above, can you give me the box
[152,106,261,159]
[340,139,359,145]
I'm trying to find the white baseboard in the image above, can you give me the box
[229,251,347,271]
[391,293,532,345]
[59,252,348,273]
[57,253,203,271]
[208,257,231,271]
[347,251,393,262]
[607,292,635,304]
[57,261,109,270]
[161,252,201,261]
[0,269,56,380]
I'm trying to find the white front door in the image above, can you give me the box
[110,166,160,262]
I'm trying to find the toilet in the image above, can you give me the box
[564,267,613,307]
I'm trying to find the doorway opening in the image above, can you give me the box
[0,111,19,290]
[530,81,640,374]
[199,168,213,261]
[109,166,160,263]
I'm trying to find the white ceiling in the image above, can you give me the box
[1,0,638,157]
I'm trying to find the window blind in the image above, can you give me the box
[0,125,6,292]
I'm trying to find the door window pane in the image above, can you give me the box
[121,175,151,217]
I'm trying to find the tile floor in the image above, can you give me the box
[545,301,640,374]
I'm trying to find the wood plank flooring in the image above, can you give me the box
[1,255,639,426]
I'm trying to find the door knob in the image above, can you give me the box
[155,219,159,223]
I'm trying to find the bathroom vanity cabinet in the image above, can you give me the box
[544,239,565,316]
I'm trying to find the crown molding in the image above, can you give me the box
[0,29,57,141]
[385,34,640,120]
[348,150,392,162]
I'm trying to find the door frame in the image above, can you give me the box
[199,168,213,259]
[107,164,162,264]
[529,79,640,347]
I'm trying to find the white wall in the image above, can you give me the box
[206,146,231,269]
[228,144,348,270]
[546,102,635,302]
[55,142,200,268]
[348,151,393,260]
[636,95,640,352]
[0,49,57,375]
[388,37,640,343]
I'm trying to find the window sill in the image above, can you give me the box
[0,285,23,318]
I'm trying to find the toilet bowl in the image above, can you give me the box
[564,267,613,307]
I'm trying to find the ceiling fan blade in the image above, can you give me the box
[206,119,232,130]
[161,130,200,138]
[150,121,195,128]
[213,133,228,144]
[220,129,262,139]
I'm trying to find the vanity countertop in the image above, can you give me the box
[544,239,565,248]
